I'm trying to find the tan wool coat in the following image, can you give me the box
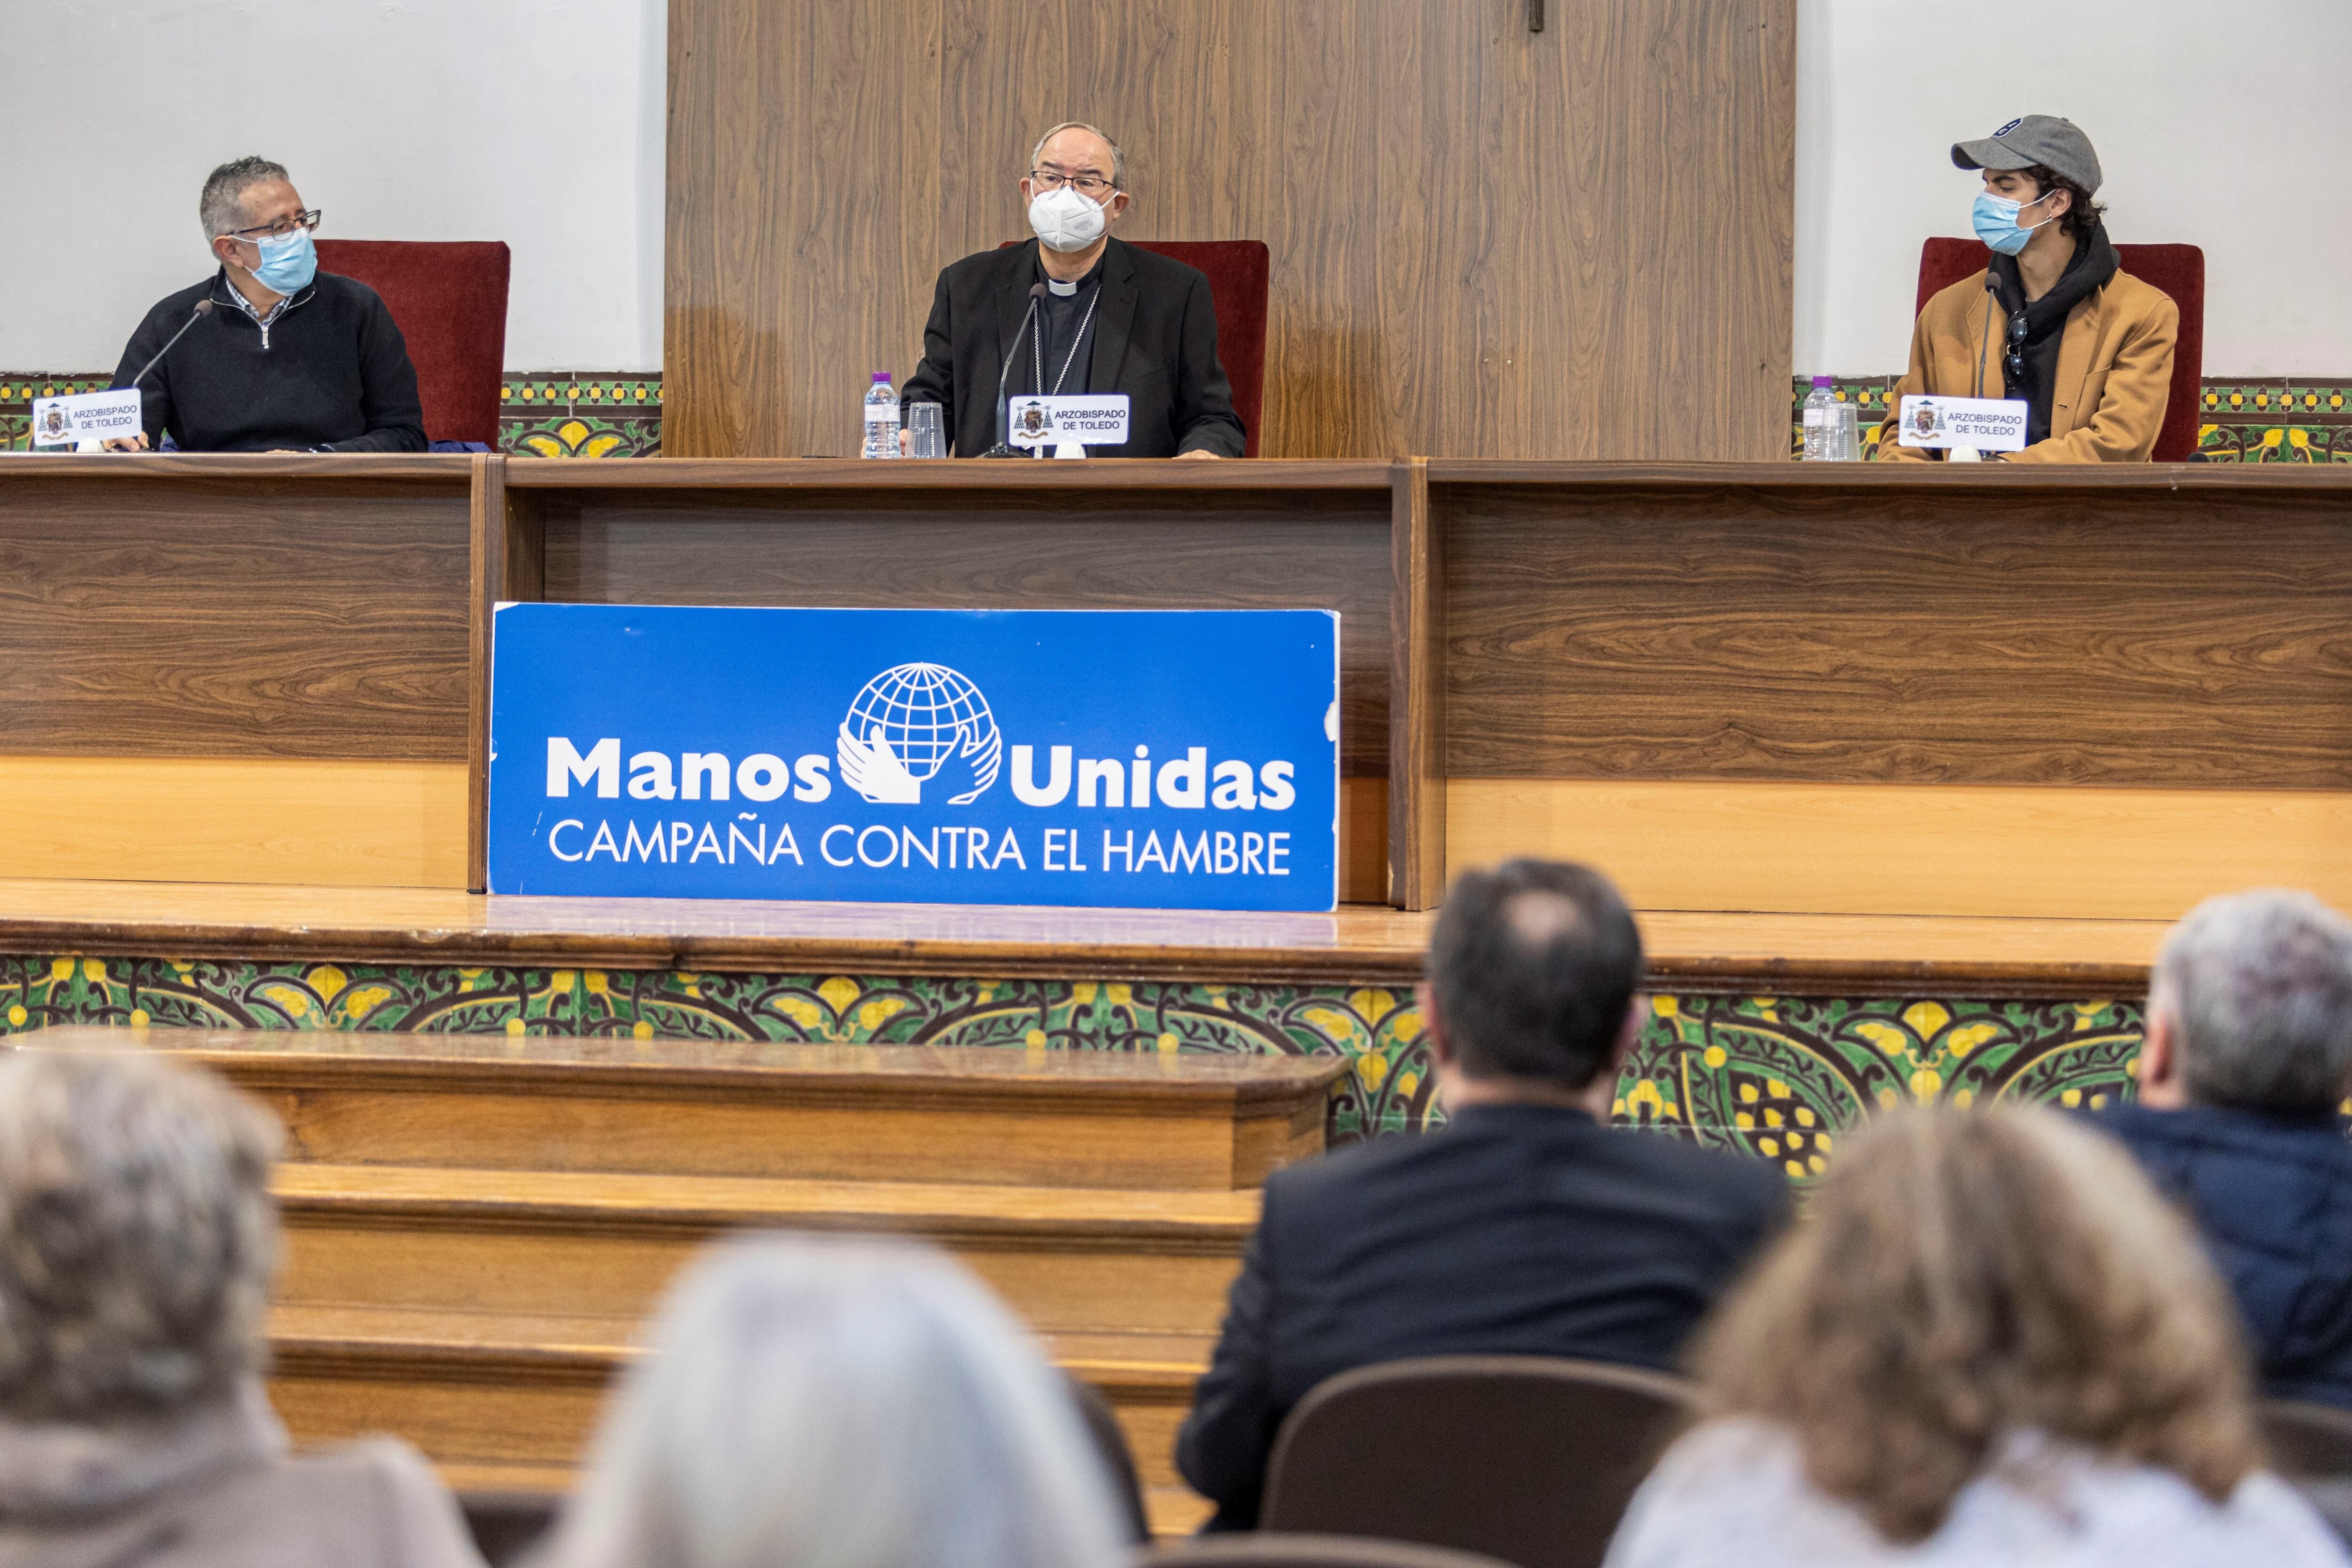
[1874,266,2179,463]
[0,1388,485,1568]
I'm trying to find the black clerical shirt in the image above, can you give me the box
[1026,253,1103,398]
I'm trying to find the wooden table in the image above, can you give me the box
[0,454,479,887]
[1394,460,2352,917]
[8,454,2347,923]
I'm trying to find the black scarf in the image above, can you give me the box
[1988,218,2118,444]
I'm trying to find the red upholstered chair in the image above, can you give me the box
[315,239,511,446]
[1915,237,2204,461]
[996,239,1271,455]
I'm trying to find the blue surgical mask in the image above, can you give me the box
[1971,189,2058,256]
[245,226,318,293]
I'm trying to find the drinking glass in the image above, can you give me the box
[906,402,947,459]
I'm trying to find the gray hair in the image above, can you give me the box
[1030,123,1124,188]
[199,157,290,240]
[541,1235,1126,1568]
[0,1050,282,1422]
[2152,889,2352,1114]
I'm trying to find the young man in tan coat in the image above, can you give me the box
[1875,116,2177,463]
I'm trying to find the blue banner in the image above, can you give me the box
[487,605,1339,911]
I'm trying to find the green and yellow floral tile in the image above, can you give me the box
[0,371,663,455]
[0,955,2145,1161]
[1788,375,2352,464]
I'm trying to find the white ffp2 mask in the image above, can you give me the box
[1028,184,1109,252]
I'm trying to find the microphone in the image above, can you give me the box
[982,282,1050,458]
[1972,274,1996,401]
[126,300,214,390]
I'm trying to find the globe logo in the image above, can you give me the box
[835,663,1002,806]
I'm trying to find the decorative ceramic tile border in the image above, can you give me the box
[1788,374,2352,462]
[500,374,663,458]
[0,954,2162,1162]
[0,371,662,457]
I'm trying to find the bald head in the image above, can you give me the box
[1428,859,1644,1090]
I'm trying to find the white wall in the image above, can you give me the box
[0,0,665,372]
[1795,0,2352,377]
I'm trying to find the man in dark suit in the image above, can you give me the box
[899,122,1245,459]
[2096,889,2352,1410]
[1176,859,1791,1531]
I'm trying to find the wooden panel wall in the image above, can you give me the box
[0,458,477,890]
[1426,464,2352,921]
[667,0,1794,461]
[1437,475,2352,788]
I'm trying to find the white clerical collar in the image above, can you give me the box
[1046,277,1079,297]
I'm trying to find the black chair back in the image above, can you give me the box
[2264,1399,2352,1478]
[1142,1532,1521,1568]
[1260,1355,1695,1568]
[458,1489,561,1567]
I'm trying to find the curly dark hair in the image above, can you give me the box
[1691,1103,2260,1544]
[2019,163,2106,241]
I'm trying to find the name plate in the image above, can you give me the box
[31,389,142,448]
[488,604,1339,912]
[1897,394,2028,453]
[1007,394,1131,448]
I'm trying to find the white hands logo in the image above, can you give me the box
[836,724,922,804]
[836,663,1003,806]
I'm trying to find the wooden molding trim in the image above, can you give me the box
[1388,458,1446,911]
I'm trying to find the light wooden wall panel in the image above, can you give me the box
[1448,779,2352,923]
[667,0,1794,461]
[0,757,469,889]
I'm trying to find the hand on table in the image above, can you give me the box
[102,432,150,452]
[1174,449,1221,461]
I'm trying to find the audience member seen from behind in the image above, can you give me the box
[537,1235,1127,1568]
[1177,859,1792,1530]
[2098,889,2352,1410]
[1605,1103,2352,1568]
[0,1050,483,1568]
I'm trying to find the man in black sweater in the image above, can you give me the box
[1176,860,1791,1530]
[107,157,424,453]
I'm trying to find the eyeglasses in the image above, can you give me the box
[2003,311,2030,384]
[1027,169,1116,197]
[227,208,323,240]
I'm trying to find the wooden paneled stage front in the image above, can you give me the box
[6,454,2346,917]
[5,453,2345,1523]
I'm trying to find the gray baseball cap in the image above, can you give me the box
[1951,114,2102,193]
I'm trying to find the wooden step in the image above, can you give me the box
[268,1304,1216,1536]
[18,1027,1346,1190]
[273,1162,1254,1337]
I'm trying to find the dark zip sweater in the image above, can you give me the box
[109,269,427,453]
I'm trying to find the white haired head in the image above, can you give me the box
[540,1234,1126,1568]
[2152,888,2352,1114]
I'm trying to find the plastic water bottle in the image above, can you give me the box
[1801,375,1837,461]
[861,373,900,459]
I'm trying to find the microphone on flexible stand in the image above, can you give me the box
[1948,273,2001,463]
[126,299,214,389]
[981,283,1050,458]
[1971,274,1997,401]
